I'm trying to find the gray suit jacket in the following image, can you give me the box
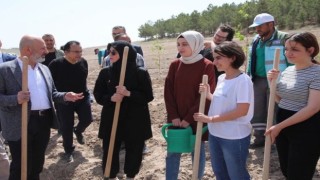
[0,59,65,141]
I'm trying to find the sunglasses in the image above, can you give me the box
[109,50,117,56]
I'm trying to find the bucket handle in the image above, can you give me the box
[161,123,173,141]
[161,123,208,140]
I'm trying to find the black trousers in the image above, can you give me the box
[102,131,144,178]
[276,108,320,180]
[7,112,51,180]
[56,96,92,153]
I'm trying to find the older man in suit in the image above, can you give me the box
[0,35,83,180]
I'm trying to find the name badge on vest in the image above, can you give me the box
[272,40,281,45]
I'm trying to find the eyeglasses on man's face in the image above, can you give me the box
[214,33,228,39]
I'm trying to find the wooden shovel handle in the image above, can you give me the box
[192,75,208,180]
[21,56,28,180]
[262,48,280,180]
[104,46,129,179]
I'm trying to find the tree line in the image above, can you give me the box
[138,0,320,40]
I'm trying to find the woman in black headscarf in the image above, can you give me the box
[94,41,153,179]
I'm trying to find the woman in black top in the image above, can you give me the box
[93,41,153,179]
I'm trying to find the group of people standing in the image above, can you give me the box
[166,29,253,179]
[165,13,320,180]
[0,35,87,180]
[0,12,320,180]
[0,25,151,180]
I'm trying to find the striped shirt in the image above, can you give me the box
[277,64,320,111]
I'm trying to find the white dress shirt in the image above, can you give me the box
[17,58,51,110]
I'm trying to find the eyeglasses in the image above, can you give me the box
[68,50,82,54]
[109,50,117,56]
[214,33,228,39]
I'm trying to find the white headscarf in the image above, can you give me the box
[178,30,204,64]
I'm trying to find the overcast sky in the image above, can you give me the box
[1,0,247,49]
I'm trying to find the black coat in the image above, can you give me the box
[93,66,153,142]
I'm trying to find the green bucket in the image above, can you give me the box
[161,123,208,153]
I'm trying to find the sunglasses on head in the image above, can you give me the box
[109,50,117,56]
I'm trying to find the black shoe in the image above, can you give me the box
[250,130,265,149]
[250,135,265,149]
[74,128,85,145]
[64,152,73,162]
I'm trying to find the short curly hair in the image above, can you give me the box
[217,24,235,41]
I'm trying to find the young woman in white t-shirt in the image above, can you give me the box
[194,41,253,180]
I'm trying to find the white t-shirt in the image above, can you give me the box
[208,73,254,139]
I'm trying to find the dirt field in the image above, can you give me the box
[26,26,320,179]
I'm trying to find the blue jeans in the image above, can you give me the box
[166,142,206,180]
[209,134,250,180]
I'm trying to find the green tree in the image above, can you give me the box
[138,21,155,40]
[189,10,201,31]
[175,13,191,33]
[165,17,178,38]
[154,19,167,39]
[199,10,214,35]
[137,0,320,41]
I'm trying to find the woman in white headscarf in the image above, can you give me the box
[164,30,216,179]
